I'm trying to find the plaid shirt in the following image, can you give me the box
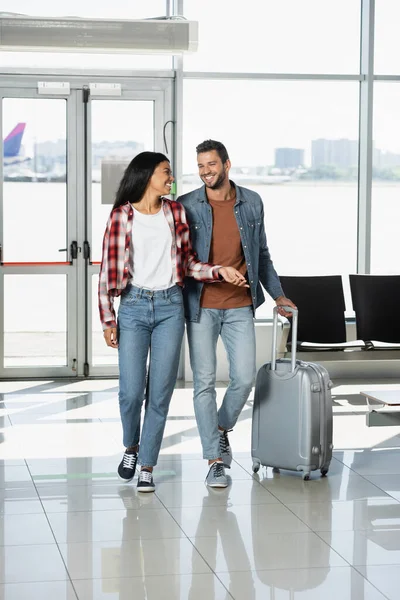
[99,199,221,329]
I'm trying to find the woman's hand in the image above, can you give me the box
[219,267,249,287]
[104,327,118,348]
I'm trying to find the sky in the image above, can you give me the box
[3,98,155,149]
[1,1,400,169]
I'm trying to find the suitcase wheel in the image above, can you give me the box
[272,467,280,474]
[302,472,310,481]
[252,460,261,473]
[321,468,329,477]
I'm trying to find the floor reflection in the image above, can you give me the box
[0,380,398,598]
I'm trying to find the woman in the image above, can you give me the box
[99,152,247,492]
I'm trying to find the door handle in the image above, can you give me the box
[83,241,91,261]
[71,241,78,260]
[58,241,79,263]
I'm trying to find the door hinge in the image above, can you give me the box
[89,82,121,97]
[38,81,70,95]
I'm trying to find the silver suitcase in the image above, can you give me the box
[251,306,333,480]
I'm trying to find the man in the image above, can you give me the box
[178,140,296,488]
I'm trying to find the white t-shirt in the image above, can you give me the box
[129,206,174,290]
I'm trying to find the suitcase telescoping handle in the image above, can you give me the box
[271,306,299,373]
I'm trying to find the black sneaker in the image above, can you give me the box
[219,429,233,468]
[118,450,138,482]
[137,469,155,493]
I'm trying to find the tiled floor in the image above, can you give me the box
[0,379,400,599]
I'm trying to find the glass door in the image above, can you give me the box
[0,75,174,378]
[87,83,172,376]
[0,75,173,378]
[0,90,78,377]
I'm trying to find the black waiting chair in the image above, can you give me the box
[349,274,400,349]
[279,275,365,351]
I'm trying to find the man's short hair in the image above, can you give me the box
[196,140,229,164]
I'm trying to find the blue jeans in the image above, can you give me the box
[186,306,256,460]
[117,284,185,467]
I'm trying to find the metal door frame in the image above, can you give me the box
[0,71,174,379]
[0,85,78,378]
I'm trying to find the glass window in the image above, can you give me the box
[91,100,155,263]
[371,83,400,273]
[375,0,400,74]
[2,98,67,263]
[182,80,359,317]
[183,0,361,74]
[4,274,67,367]
[0,0,171,70]
[0,0,167,19]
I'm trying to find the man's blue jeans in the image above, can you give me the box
[186,306,256,460]
[117,284,185,467]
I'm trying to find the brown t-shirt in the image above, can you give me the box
[201,195,252,309]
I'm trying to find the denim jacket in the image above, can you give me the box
[178,182,284,322]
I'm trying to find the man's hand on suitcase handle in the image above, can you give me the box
[274,296,297,317]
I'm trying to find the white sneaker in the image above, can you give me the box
[206,461,228,488]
